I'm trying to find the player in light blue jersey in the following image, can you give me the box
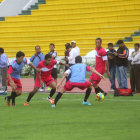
[52,56,105,108]
[5,51,37,106]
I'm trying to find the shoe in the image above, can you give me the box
[47,97,54,104]
[82,101,91,106]
[5,96,10,106]
[12,103,15,107]
[52,104,56,108]
[109,88,115,92]
[103,92,107,96]
[39,88,45,92]
[24,102,29,106]
[47,88,51,91]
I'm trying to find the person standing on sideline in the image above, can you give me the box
[64,43,70,71]
[0,47,8,92]
[71,40,80,56]
[65,44,78,82]
[114,40,129,89]
[130,43,140,93]
[107,43,116,91]
[47,43,58,85]
[30,45,45,91]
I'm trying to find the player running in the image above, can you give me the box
[24,54,65,106]
[52,56,105,108]
[5,51,37,106]
[87,38,110,96]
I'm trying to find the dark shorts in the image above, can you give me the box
[51,68,57,79]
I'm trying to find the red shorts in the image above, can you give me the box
[64,81,91,91]
[7,77,22,91]
[34,75,54,88]
[90,70,105,84]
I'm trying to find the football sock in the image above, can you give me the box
[54,92,63,105]
[27,92,35,102]
[84,88,92,102]
[98,86,105,93]
[11,92,17,105]
[95,87,100,94]
[48,88,56,98]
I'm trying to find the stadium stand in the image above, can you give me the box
[0,0,140,57]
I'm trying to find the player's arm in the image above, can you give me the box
[7,66,17,90]
[29,62,40,72]
[37,72,43,86]
[57,69,70,89]
[89,67,105,79]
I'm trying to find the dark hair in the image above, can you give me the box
[96,38,102,43]
[49,43,55,47]
[108,43,113,47]
[134,43,139,47]
[0,48,4,53]
[16,51,25,58]
[75,56,82,63]
[117,40,124,45]
[35,45,40,49]
[45,54,52,60]
[65,43,72,50]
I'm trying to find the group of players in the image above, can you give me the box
[5,38,110,107]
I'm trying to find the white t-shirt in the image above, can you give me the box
[74,46,80,56]
[68,48,78,64]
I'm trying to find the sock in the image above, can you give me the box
[54,92,63,105]
[27,92,35,103]
[11,92,17,105]
[84,88,92,102]
[98,86,106,93]
[48,88,56,98]
[95,87,100,94]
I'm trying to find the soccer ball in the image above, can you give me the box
[96,93,104,101]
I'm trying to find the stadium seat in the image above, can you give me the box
[0,0,140,57]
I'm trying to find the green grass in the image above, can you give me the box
[0,93,140,140]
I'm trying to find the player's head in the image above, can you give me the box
[95,38,102,49]
[35,45,41,54]
[117,40,124,48]
[16,51,25,63]
[134,43,139,51]
[75,56,82,63]
[44,54,52,65]
[108,43,114,51]
[0,47,4,55]
[71,40,76,48]
[49,43,55,52]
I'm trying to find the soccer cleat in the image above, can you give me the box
[51,104,56,108]
[5,96,10,106]
[47,97,54,104]
[82,101,92,106]
[24,102,29,106]
[12,103,15,107]
[103,92,107,96]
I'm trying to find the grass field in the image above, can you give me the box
[0,93,140,140]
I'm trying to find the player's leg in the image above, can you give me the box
[47,81,56,104]
[52,88,65,108]
[24,87,39,105]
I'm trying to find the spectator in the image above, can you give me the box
[71,40,80,56]
[0,47,8,92]
[64,43,70,71]
[47,43,58,84]
[107,43,116,91]
[114,40,129,89]
[130,43,140,93]
[30,45,45,91]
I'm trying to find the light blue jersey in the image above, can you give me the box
[67,63,91,83]
[10,58,27,79]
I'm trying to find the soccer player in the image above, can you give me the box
[52,56,104,108]
[24,54,64,106]
[87,38,110,96]
[5,51,37,106]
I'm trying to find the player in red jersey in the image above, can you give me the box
[87,38,110,95]
[24,54,64,105]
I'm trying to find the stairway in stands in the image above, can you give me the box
[0,0,140,57]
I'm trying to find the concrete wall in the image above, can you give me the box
[0,0,37,17]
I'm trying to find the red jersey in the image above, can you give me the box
[38,59,57,80]
[95,47,107,73]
